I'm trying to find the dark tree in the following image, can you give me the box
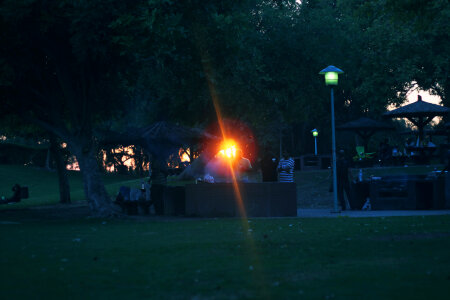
[0,1,142,216]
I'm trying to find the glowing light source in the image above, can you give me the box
[218,139,237,159]
[319,65,344,86]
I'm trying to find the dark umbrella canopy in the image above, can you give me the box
[139,121,218,158]
[383,95,450,143]
[140,121,216,144]
[337,117,394,150]
[383,95,450,118]
[337,117,394,131]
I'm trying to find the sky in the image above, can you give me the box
[400,85,443,126]
[406,86,441,106]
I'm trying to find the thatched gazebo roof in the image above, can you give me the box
[139,121,218,158]
[97,121,217,159]
[140,121,216,144]
[383,95,450,143]
[337,117,394,150]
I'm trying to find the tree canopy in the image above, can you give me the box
[1,0,448,216]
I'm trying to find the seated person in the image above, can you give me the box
[204,155,233,182]
[0,184,22,204]
[235,149,252,182]
[204,149,252,182]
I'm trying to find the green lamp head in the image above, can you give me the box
[319,65,344,86]
[311,129,318,137]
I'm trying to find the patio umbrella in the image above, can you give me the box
[337,117,394,150]
[383,95,450,144]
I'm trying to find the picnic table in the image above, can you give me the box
[406,146,437,164]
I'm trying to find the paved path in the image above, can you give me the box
[297,208,450,218]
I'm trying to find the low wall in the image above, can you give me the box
[185,182,297,217]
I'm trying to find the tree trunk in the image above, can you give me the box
[70,143,119,217]
[49,136,71,204]
[45,148,51,170]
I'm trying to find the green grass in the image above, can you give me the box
[0,216,450,299]
[1,164,450,298]
[0,165,142,209]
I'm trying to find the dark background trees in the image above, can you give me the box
[0,0,143,216]
[1,0,448,215]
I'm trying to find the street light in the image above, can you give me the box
[319,65,344,213]
[311,129,318,156]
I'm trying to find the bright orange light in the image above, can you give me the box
[218,140,237,159]
[179,148,191,163]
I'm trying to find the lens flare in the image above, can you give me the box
[218,139,237,159]
[200,48,268,297]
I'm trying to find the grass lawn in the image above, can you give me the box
[1,215,450,299]
[0,165,143,209]
[1,164,450,298]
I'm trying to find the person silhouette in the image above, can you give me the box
[336,150,353,210]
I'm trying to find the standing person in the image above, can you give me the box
[277,151,295,183]
[261,149,278,182]
[336,149,353,210]
[149,158,168,215]
[235,149,252,182]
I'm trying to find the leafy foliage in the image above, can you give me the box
[1,0,448,213]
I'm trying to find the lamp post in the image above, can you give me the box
[319,65,344,213]
[311,129,318,156]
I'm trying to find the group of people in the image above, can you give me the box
[261,150,295,183]
[204,148,295,183]
[124,147,373,215]
[129,146,357,215]
[378,136,437,165]
[124,149,296,215]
